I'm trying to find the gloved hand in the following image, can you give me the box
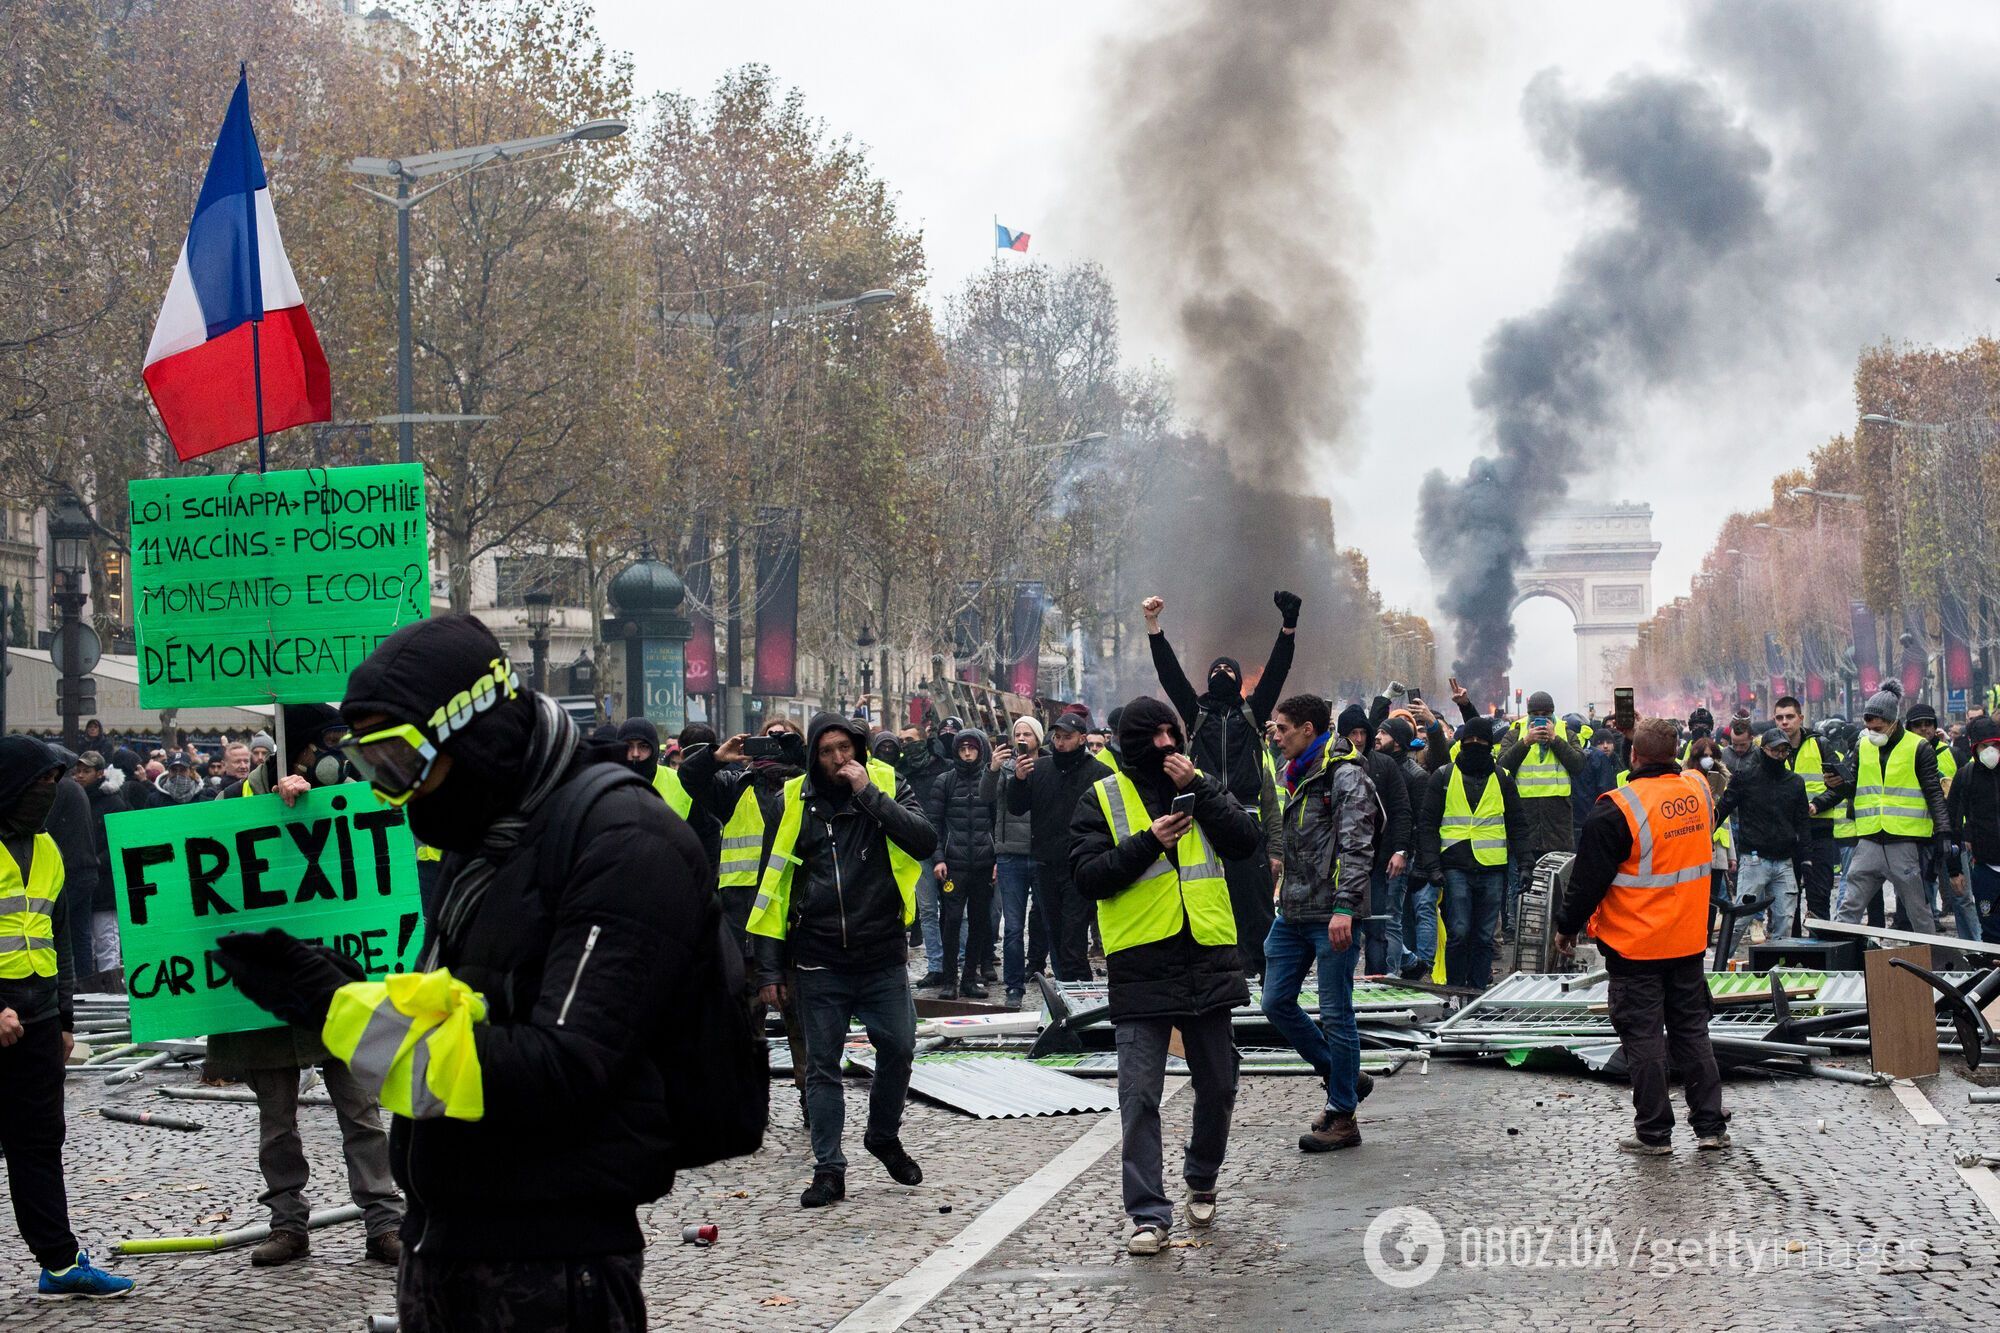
[214,929,365,1029]
[1273,590,1302,629]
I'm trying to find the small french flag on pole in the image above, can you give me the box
[994,222,1031,253]
[142,69,331,463]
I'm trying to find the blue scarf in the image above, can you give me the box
[1285,731,1330,794]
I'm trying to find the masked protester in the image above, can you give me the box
[929,728,998,1000]
[0,738,134,1298]
[1832,680,1954,951]
[1415,717,1528,990]
[214,616,714,1331]
[205,708,407,1270]
[1711,728,1812,943]
[1948,716,2000,940]
[1071,697,1261,1255]
[1009,713,1106,980]
[1141,592,1298,978]
[155,756,206,805]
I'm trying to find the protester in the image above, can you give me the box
[1497,692,1585,938]
[1261,695,1377,1152]
[986,718,1043,1007]
[214,741,253,798]
[1686,735,1736,914]
[896,721,953,990]
[1416,716,1526,989]
[250,729,275,768]
[154,755,205,806]
[1721,718,1759,781]
[205,709,406,1269]
[1142,590,1298,978]
[216,616,716,1329]
[1071,697,1260,1255]
[930,728,998,999]
[1947,715,2000,940]
[1712,727,1811,941]
[1337,704,1407,977]
[1009,712,1104,981]
[1774,696,1842,923]
[0,738,134,1298]
[1833,681,1954,941]
[1386,717,1438,979]
[747,713,935,1209]
[69,752,125,991]
[1556,717,1728,1154]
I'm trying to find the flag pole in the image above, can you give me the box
[242,63,267,473]
[252,320,267,474]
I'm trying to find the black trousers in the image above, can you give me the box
[1606,956,1726,1144]
[1039,860,1095,981]
[939,865,994,984]
[1222,850,1275,980]
[399,1250,645,1332]
[1800,824,1839,926]
[0,1019,80,1271]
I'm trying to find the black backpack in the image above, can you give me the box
[532,762,768,1171]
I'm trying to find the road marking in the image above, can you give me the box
[1957,1165,2000,1224]
[832,1079,1184,1333]
[1890,1080,1946,1126]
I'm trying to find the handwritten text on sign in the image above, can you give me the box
[130,464,428,707]
[108,783,425,1044]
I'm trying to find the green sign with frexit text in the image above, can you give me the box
[130,463,428,708]
[108,783,426,1043]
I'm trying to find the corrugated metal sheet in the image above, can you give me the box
[1047,979,1444,1023]
[846,1051,1116,1119]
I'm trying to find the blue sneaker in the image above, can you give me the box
[37,1251,134,1299]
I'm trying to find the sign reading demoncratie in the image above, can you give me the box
[108,783,425,1043]
[130,464,427,708]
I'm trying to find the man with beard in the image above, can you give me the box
[1071,698,1261,1255]
[1142,590,1299,977]
[1010,712,1107,981]
[747,714,935,1209]
[214,616,712,1329]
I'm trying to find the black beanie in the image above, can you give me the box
[617,717,661,749]
[340,615,534,777]
[0,736,63,811]
[1336,704,1370,738]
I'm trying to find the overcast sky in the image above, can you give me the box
[598,1,2000,708]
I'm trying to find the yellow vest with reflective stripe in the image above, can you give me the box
[0,835,63,980]
[717,786,768,889]
[322,969,487,1122]
[1510,741,1572,799]
[1095,747,1120,774]
[652,767,693,819]
[1851,731,1933,838]
[746,758,921,940]
[1790,736,1837,822]
[1442,766,1508,866]
[1090,771,1234,953]
[1934,738,1959,787]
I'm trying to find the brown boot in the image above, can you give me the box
[365,1231,404,1265]
[1299,1111,1361,1153]
[250,1230,310,1267]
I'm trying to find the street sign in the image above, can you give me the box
[1949,688,1968,717]
[49,622,101,677]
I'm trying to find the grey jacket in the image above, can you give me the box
[1277,738,1378,923]
[982,761,1034,858]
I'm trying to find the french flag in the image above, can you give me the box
[994,222,1031,253]
[143,72,331,462]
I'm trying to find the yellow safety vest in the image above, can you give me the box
[1933,738,1959,787]
[1510,741,1572,800]
[322,968,487,1122]
[717,786,768,889]
[1789,736,1838,823]
[1851,731,1933,839]
[1094,747,1120,774]
[415,842,443,863]
[1441,766,1508,866]
[746,757,921,940]
[653,767,693,819]
[1090,770,1233,953]
[0,835,63,980]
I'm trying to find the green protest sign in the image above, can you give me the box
[108,783,426,1044]
[130,463,428,708]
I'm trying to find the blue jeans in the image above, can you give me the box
[796,963,916,1174]
[916,865,943,976]
[1736,854,1797,940]
[1944,850,1983,943]
[1443,867,1505,990]
[1401,877,1439,971]
[1260,915,1360,1113]
[1972,862,2000,942]
[996,855,1037,993]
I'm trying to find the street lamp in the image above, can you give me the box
[523,589,554,694]
[855,621,878,720]
[349,118,630,464]
[47,494,93,752]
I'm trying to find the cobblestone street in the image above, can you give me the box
[6,1048,2000,1331]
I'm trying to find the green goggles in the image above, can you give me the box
[337,723,440,806]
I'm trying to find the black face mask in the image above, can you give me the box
[0,782,58,838]
[627,752,659,783]
[1208,668,1241,700]
[1761,751,1790,775]
[407,765,517,853]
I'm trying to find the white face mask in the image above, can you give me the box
[1981,746,2000,770]
[1864,729,1891,747]
[1698,756,1716,770]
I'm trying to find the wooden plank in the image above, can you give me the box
[1865,944,1939,1080]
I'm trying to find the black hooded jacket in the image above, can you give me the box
[1417,743,1530,883]
[1149,628,1294,805]
[750,713,936,985]
[1070,699,1260,1022]
[0,738,74,1029]
[930,727,997,872]
[677,734,805,940]
[1008,733,1106,877]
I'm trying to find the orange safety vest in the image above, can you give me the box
[1588,770,1714,960]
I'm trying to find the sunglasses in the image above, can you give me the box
[337,723,440,806]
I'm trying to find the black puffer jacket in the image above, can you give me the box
[1949,752,2000,865]
[1712,753,1810,860]
[1070,700,1261,1022]
[898,734,953,830]
[749,713,936,985]
[1009,741,1105,875]
[930,728,996,872]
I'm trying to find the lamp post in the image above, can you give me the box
[47,494,93,752]
[349,118,629,464]
[855,621,878,721]
[523,589,554,694]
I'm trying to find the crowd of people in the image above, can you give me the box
[5,592,1996,1323]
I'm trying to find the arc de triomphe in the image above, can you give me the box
[1513,503,1659,713]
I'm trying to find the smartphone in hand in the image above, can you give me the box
[1170,791,1197,817]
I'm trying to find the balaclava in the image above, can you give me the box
[618,717,661,782]
[1207,656,1243,703]
[1118,696,1182,792]
[0,737,64,838]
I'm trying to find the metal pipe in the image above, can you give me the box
[104,1049,177,1085]
[1970,1090,2000,1104]
[82,1043,141,1066]
[1803,1064,1892,1087]
[1561,969,1609,992]
[99,1106,203,1132]
[159,1086,334,1108]
[113,1204,364,1256]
